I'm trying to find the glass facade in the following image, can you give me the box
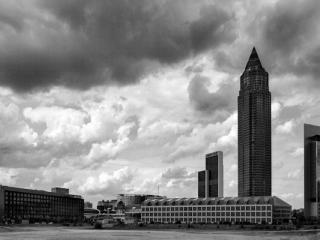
[198,152,223,198]
[304,127,320,220]
[0,186,83,223]
[206,154,219,197]
[238,47,271,197]
[198,171,206,198]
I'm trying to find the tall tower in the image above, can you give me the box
[238,47,271,197]
[198,151,223,198]
[304,123,320,220]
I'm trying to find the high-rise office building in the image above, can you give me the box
[238,47,271,197]
[198,170,208,198]
[198,151,223,198]
[304,123,320,220]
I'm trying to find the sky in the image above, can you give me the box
[0,0,320,209]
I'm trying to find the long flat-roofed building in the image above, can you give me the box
[141,196,291,224]
[304,123,320,220]
[0,185,84,223]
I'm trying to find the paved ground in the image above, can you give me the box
[0,226,320,240]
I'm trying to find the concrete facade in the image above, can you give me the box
[0,185,83,223]
[142,196,291,224]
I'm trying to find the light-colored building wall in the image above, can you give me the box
[141,197,291,224]
[141,204,272,224]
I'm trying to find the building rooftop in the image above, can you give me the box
[0,185,82,199]
[244,47,264,71]
[142,196,291,208]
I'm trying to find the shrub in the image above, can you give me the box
[94,222,102,229]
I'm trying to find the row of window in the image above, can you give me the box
[142,217,272,223]
[142,205,272,211]
[5,191,80,200]
[142,211,272,217]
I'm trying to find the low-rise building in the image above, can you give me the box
[117,194,164,210]
[97,200,118,213]
[84,201,93,209]
[141,196,291,224]
[0,185,83,223]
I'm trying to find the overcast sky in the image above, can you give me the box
[0,0,320,209]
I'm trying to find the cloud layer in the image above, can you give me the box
[0,0,236,91]
[0,0,319,209]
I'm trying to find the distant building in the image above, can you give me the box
[84,201,93,209]
[304,123,320,220]
[198,170,208,198]
[142,196,291,224]
[238,47,271,197]
[117,194,164,210]
[0,185,83,223]
[97,200,117,213]
[84,208,99,220]
[198,151,223,198]
[51,187,69,195]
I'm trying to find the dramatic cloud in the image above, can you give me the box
[188,75,235,113]
[1,0,320,209]
[0,0,236,92]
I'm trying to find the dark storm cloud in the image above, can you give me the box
[211,0,320,86]
[0,0,236,92]
[256,0,320,78]
[188,75,236,113]
[261,0,319,54]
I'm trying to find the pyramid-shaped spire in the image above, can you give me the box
[245,47,263,70]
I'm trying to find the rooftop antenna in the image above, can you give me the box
[157,184,159,196]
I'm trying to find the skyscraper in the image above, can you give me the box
[198,151,223,198]
[238,47,271,197]
[198,170,208,198]
[304,123,320,220]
